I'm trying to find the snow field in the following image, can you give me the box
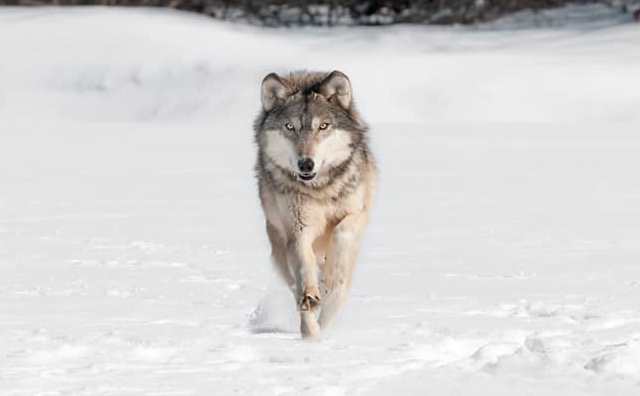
[1,6,640,395]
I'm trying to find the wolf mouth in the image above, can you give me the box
[298,172,316,182]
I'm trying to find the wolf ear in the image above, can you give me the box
[261,73,288,112]
[318,70,352,110]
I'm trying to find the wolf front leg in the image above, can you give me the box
[318,212,368,330]
[266,222,295,291]
[287,233,322,339]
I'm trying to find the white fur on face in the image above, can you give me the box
[263,129,297,172]
[314,129,353,173]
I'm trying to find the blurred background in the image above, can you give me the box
[1,0,639,26]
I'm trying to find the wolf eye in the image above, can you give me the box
[284,122,295,131]
[319,122,330,130]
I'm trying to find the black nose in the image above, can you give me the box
[298,158,315,173]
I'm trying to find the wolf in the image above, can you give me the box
[253,70,376,338]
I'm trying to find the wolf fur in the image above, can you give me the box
[253,70,376,338]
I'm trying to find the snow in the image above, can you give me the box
[1,5,640,395]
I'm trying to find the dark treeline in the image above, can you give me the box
[0,1,636,26]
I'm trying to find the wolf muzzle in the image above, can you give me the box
[297,157,316,181]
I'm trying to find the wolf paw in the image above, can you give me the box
[299,286,321,311]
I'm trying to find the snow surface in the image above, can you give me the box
[1,6,640,396]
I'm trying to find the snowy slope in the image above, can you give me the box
[1,6,640,396]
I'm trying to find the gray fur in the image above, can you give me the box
[253,70,377,339]
[254,71,372,199]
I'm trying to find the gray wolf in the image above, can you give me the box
[253,70,376,338]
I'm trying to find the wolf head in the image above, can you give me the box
[254,71,367,188]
